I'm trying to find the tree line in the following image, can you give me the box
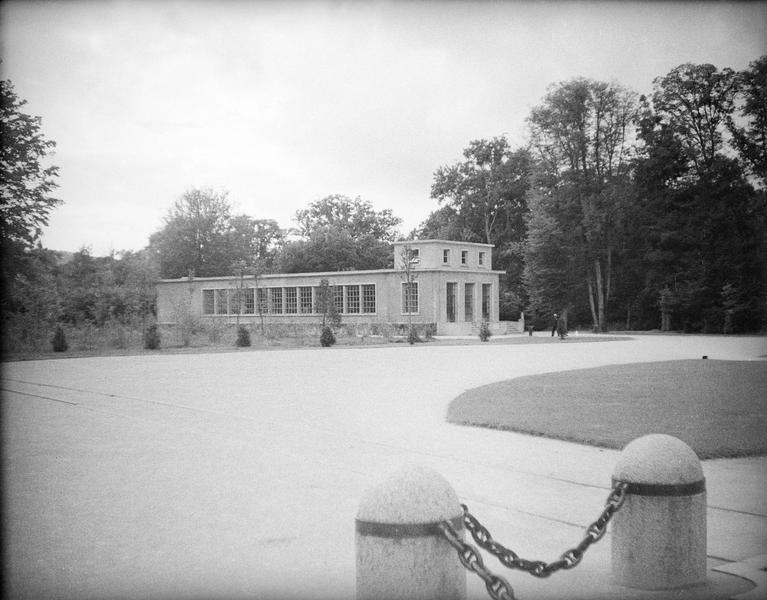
[2,57,765,353]
[420,58,766,333]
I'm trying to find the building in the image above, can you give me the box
[155,239,523,336]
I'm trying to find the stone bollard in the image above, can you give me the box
[611,434,707,590]
[356,464,466,600]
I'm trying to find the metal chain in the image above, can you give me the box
[462,481,628,578]
[438,520,516,600]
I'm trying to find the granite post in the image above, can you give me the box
[612,434,707,590]
[356,465,466,600]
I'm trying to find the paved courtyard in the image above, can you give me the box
[2,334,766,599]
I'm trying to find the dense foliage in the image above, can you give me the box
[421,59,766,333]
[277,195,401,272]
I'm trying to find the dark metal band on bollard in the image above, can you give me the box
[356,516,464,538]
[612,478,706,497]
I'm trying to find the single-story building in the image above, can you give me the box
[155,239,523,336]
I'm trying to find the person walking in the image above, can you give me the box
[551,313,558,336]
[556,313,568,340]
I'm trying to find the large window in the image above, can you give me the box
[285,287,298,313]
[446,282,456,322]
[203,289,215,315]
[244,288,256,314]
[255,288,266,314]
[334,285,344,314]
[362,284,376,314]
[402,281,419,314]
[215,289,229,315]
[299,286,313,313]
[270,288,283,314]
[482,283,491,320]
[346,285,360,313]
[465,283,474,322]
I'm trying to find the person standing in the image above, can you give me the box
[551,313,558,336]
[556,313,568,339]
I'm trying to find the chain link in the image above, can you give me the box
[462,481,628,578]
[438,520,516,600]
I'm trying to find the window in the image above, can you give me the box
[299,286,313,313]
[461,250,468,265]
[402,281,419,314]
[446,282,456,322]
[285,287,297,313]
[408,248,420,264]
[244,288,256,314]
[482,283,491,320]
[215,289,229,315]
[479,252,486,266]
[270,288,283,314]
[465,283,474,322]
[333,285,344,314]
[203,290,215,315]
[346,285,360,313]
[442,249,450,264]
[255,288,266,314]
[362,284,376,314]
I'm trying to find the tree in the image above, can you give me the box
[523,184,584,324]
[431,138,531,247]
[276,195,401,273]
[1,80,61,313]
[526,78,638,331]
[227,215,284,271]
[652,63,737,177]
[149,188,233,279]
[399,245,419,344]
[729,55,767,184]
[294,194,401,241]
[632,63,766,332]
[411,205,472,241]
[315,278,341,330]
[0,80,61,251]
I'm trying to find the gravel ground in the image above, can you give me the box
[2,333,766,600]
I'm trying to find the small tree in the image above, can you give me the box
[478,319,492,342]
[315,279,342,330]
[51,325,68,352]
[236,325,251,347]
[320,325,336,347]
[400,245,419,344]
[143,324,161,349]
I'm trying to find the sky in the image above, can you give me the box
[2,1,766,255]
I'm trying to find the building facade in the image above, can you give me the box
[155,239,522,335]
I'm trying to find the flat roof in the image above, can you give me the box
[157,267,505,284]
[393,239,494,248]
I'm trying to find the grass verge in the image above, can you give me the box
[447,359,767,459]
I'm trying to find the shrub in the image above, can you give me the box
[51,326,68,352]
[144,324,161,350]
[236,325,251,347]
[407,329,422,345]
[479,320,492,342]
[320,326,336,347]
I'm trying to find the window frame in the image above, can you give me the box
[401,281,419,315]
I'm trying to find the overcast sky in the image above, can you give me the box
[2,1,766,255]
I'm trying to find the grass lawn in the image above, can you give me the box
[447,359,767,459]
